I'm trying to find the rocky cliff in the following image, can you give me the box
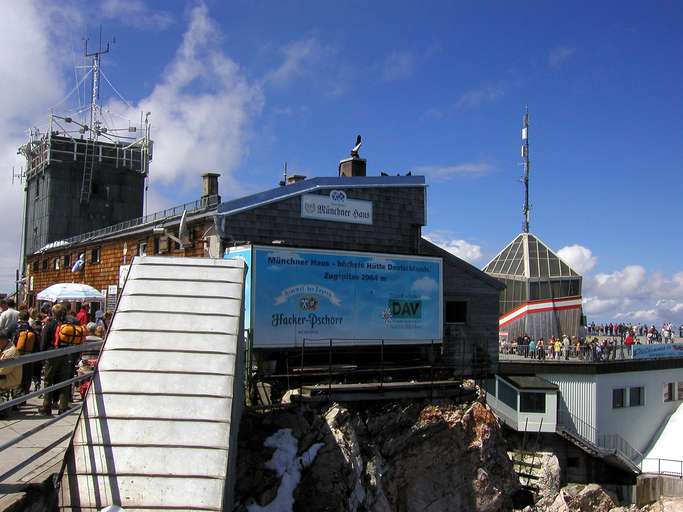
[235,398,519,512]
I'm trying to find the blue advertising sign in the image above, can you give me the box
[225,246,252,328]
[632,343,683,360]
[252,246,442,347]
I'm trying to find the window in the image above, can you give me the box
[53,258,60,271]
[482,378,496,397]
[63,254,71,268]
[613,388,625,408]
[520,392,546,413]
[138,241,147,256]
[41,260,48,271]
[630,386,644,407]
[678,382,683,401]
[664,383,675,402]
[153,237,160,254]
[498,380,518,410]
[35,179,40,198]
[32,261,38,273]
[445,300,467,324]
[90,247,100,264]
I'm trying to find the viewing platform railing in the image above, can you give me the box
[0,342,103,456]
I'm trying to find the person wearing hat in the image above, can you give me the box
[0,329,22,393]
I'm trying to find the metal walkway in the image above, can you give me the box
[58,256,246,511]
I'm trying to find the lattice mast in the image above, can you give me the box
[521,107,530,233]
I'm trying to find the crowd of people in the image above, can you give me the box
[500,320,682,362]
[587,321,682,343]
[0,298,110,418]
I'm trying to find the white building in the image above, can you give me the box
[486,352,683,477]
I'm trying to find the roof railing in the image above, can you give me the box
[36,195,220,254]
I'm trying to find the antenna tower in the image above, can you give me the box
[84,27,110,140]
[521,107,530,233]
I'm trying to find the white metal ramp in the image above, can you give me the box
[58,256,246,511]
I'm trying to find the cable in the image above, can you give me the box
[100,69,135,111]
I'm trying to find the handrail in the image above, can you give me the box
[0,341,103,369]
[557,408,643,468]
[640,458,683,477]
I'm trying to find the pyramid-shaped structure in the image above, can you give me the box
[484,232,583,340]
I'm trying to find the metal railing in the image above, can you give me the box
[0,342,103,453]
[36,194,220,252]
[500,343,636,363]
[556,408,643,469]
[640,458,683,477]
[247,337,494,407]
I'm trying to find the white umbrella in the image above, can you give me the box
[37,283,105,303]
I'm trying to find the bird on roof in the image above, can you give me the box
[351,135,362,158]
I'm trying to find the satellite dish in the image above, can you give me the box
[178,209,190,243]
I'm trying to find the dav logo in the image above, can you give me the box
[330,190,347,203]
[388,299,422,319]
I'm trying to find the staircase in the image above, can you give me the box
[556,409,642,474]
[58,256,247,511]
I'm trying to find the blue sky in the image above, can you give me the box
[1,1,682,324]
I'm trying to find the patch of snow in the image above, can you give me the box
[642,402,683,475]
[247,428,324,512]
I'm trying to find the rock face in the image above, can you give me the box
[641,497,683,512]
[235,399,519,512]
[546,483,618,512]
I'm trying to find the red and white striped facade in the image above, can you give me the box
[499,295,583,340]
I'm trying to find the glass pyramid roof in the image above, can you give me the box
[483,232,580,279]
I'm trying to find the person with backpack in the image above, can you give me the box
[0,329,22,418]
[13,310,37,396]
[40,304,83,415]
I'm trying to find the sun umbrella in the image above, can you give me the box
[36,283,105,303]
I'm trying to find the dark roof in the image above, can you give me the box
[217,175,426,217]
[483,232,580,279]
[500,374,559,391]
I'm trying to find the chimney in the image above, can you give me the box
[338,157,366,177]
[201,172,220,201]
[286,174,307,185]
[338,134,367,177]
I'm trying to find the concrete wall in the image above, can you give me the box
[637,475,683,507]
[595,368,683,454]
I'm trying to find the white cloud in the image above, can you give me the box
[413,163,494,181]
[266,37,324,87]
[455,83,504,109]
[549,46,575,68]
[116,2,264,193]
[100,0,173,30]
[411,276,437,294]
[0,1,77,292]
[382,51,416,81]
[424,233,483,264]
[557,244,597,274]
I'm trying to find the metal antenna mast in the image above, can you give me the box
[521,107,530,233]
[84,26,110,139]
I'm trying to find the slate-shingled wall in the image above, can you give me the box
[420,239,502,376]
[219,186,425,255]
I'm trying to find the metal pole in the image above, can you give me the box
[380,339,384,390]
[328,339,332,401]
